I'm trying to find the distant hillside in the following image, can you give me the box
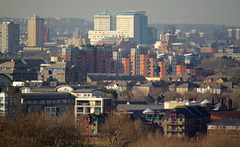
[200,57,240,77]
[0,17,93,38]
[1,17,239,38]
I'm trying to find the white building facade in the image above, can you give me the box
[73,89,111,116]
[88,11,148,45]
[0,22,19,55]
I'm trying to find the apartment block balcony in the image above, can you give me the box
[165,128,183,132]
[142,116,163,121]
[164,121,184,125]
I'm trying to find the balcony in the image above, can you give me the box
[165,128,183,132]
[142,116,163,121]
[164,121,184,125]
[77,103,90,106]
[80,132,96,135]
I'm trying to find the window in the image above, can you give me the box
[77,107,83,113]
[95,107,101,113]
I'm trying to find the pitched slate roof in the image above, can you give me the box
[56,85,90,90]
[174,105,210,118]
[116,104,164,111]
[163,73,196,82]
[31,88,57,93]
[201,99,212,105]
[143,108,155,114]
[46,62,72,69]
[112,101,147,106]
[87,73,146,82]
[204,73,235,83]
[177,83,190,89]
[106,81,128,87]
[72,88,105,93]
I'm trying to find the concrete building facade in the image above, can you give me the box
[89,11,148,45]
[0,22,19,55]
[27,15,45,47]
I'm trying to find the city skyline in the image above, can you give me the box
[0,0,240,26]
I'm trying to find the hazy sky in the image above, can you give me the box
[1,0,240,25]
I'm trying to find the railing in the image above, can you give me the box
[80,132,96,135]
[164,121,184,125]
[142,117,163,121]
[77,103,90,106]
[165,128,183,131]
[77,103,101,106]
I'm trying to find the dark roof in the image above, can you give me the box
[31,88,57,92]
[177,83,189,89]
[56,85,90,90]
[208,119,240,126]
[106,82,128,87]
[112,101,148,106]
[116,104,164,111]
[174,106,210,118]
[22,92,76,100]
[0,74,12,86]
[87,73,146,82]
[72,89,105,93]
[209,110,240,119]
[163,73,196,82]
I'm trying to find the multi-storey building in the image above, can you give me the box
[62,46,79,64]
[163,106,210,138]
[131,48,140,75]
[158,59,166,78]
[89,11,148,45]
[235,29,240,40]
[148,27,157,44]
[122,57,131,74]
[139,54,156,77]
[184,53,201,67]
[76,46,115,73]
[73,89,111,116]
[0,74,21,117]
[0,60,38,81]
[113,49,128,74]
[176,64,187,76]
[200,45,218,53]
[39,62,86,84]
[0,22,19,55]
[172,54,185,75]
[27,15,45,47]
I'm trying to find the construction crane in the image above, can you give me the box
[45,16,50,43]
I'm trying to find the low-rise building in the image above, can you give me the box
[196,83,227,94]
[105,81,128,93]
[207,119,240,136]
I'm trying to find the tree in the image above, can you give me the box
[109,90,118,100]
[0,112,84,146]
[100,114,148,147]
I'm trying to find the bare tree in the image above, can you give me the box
[100,114,148,147]
[0,112,84,146]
